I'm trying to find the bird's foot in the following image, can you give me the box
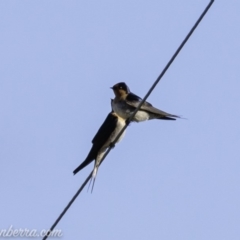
[125,118,131,126]
[109,142,115,149]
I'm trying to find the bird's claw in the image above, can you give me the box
[125,118,131,126]
[109,142,115,149]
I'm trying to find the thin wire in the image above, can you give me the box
[42,1,214,239]
[42,171,92,240]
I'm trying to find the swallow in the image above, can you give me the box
[73,111,126,192]
[111,82,180,122]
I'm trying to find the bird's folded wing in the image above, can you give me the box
[126,93,180,119]
[92,112,118,147]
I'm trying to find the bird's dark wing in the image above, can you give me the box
[126,92,180,120]
[126,92,143,102]
[73,112,118,175]
[126,92,153,107]
[92,112,118,145]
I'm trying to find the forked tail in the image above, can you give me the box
[87,166,99,193]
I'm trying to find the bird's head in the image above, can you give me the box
[111,82,130,97]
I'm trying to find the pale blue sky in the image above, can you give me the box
[1,1,240,239]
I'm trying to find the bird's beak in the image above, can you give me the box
[110,87,113,89]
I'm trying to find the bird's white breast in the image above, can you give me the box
[112,101,132,120]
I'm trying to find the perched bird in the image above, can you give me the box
[111,82,180,122]
[73,111,126,191]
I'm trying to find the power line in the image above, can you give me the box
[42,1,214,239]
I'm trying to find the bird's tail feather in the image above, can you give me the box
[158,116,176,120]
[87,166,99,193]
[156,114,181,120]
